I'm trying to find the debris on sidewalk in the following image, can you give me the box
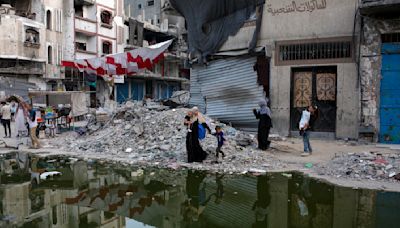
[57,100,285,173]
[316,152,400,181]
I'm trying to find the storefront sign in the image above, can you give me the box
[267,0,327,16]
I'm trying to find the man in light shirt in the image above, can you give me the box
[1,101,12,138]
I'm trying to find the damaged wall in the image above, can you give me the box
[360,18,400,133]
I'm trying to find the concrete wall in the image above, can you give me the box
[259,0,358,43]
[336,63,359,139]
[44,0,65,80]
[257,0,360,138]
[63,0,75,61]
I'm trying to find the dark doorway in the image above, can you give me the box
[290,66,337,132]
[255,56,270,98]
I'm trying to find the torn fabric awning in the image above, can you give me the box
[61,39,173,76]
[170,0,265,63]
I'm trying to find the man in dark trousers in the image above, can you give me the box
[1,101,12,138]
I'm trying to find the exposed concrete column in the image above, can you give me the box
[63,0,75,61]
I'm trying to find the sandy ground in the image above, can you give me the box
[1,121,400,192]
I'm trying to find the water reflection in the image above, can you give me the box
[0,152,399,228]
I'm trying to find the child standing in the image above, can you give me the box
[214,126,226,160]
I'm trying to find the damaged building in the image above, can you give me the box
[114,0,189,103]
[0,0,66,95]
[168,0,363,139]
[359,0,400,144]
[63,0,126,107]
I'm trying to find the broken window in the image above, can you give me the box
[75,42,87,51]
[102,41,112,54]
[46,10,52,30]
[100,10,112,25]
[48,46,53,64]
[148,1,154,6]
[75,5,83,17]
[138,4,142,9]
[25,28,39,44]
[14,0,33,18]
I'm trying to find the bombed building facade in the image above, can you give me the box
[113,0,189,103]
[167,0,400,142]
[0,0,65,94]
[358,0,400,144]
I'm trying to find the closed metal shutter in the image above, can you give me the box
[190,56,265,128]
[189,70,206,112]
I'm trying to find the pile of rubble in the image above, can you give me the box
[317,152,400,181]
[62,101,277,171]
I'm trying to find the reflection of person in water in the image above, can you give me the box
[214,174,224,204]
[291,174,317,227]
[182,170,213,223]
[252,175,271,228]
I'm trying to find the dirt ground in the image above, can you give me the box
[1,122,400,192]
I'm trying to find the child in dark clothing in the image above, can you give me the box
[214,126,226,159]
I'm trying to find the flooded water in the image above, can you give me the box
[0,152,399,228]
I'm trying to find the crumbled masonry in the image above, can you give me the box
[58,101,400,183]
[316,152,400,182]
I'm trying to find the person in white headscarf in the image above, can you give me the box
[253,99,272,150]
[15,102,27,137]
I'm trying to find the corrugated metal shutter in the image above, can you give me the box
[189,70,206,112]
[190,56,265,128]
[0,77,37,101]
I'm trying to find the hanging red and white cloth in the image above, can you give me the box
[62,39,173,76]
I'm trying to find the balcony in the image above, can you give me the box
[0,14,45,61]
[75,16,97,34]
[360,0,400,17]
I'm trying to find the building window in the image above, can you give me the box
[102,41,112,54]
[25,28,39,44]
[46,10,52,30]
[147,0,154,6]
[138,4,142,9]
[276,38,353,66]
[75,42,87,51]
[48,46,53,64]
[75,5,83,17]
[100,10,112,25]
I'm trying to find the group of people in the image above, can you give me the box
[0,100,41,149]
[184,99,318,163]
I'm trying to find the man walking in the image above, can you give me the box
[1,101,12,138]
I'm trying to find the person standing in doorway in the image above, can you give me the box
[301,105,319,157]
[253,99,272,150]
[1,101,12,138]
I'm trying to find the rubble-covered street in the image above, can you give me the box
[25,101,396,191]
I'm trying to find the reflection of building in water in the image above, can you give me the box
[2,153,399,228]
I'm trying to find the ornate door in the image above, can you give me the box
[291,67,337,132]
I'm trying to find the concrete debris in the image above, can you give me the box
[316,152,400,182]
[59,101,285,173]
[169,90,190,105]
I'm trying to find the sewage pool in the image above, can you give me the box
[0,152,399,228]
